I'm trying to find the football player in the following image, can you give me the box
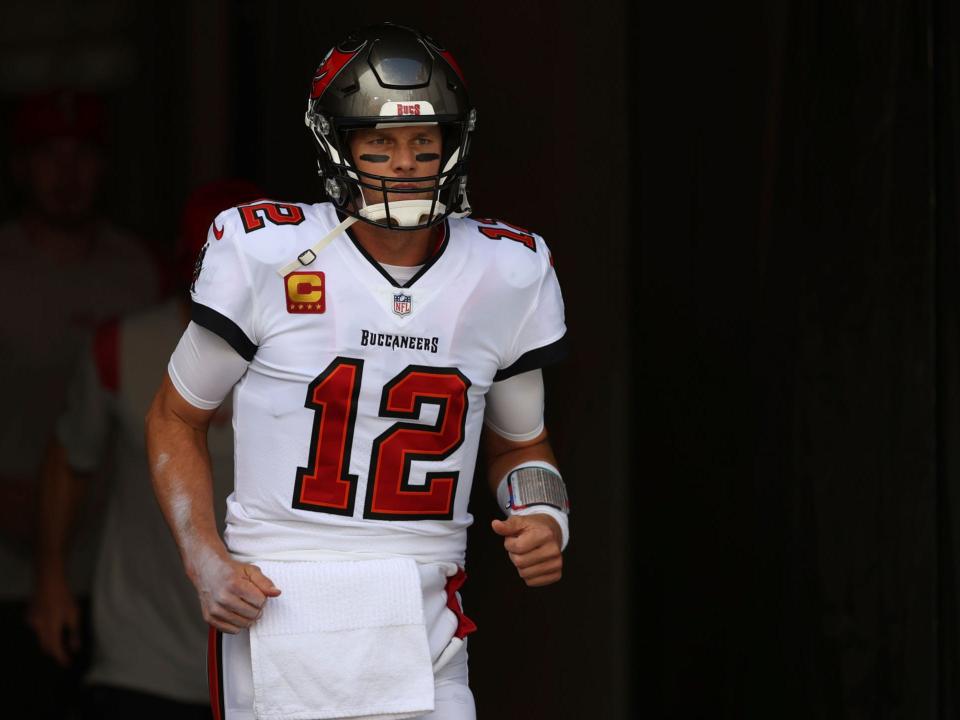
[146,22,569,720]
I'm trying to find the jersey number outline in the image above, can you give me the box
[293,357,471,521]
[238,201,306,233]
[473,218,537,252]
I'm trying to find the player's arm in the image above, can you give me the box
[145,323,279,634]
[482,369,569,588]
[29,442,88,666]
[29,332,112,665]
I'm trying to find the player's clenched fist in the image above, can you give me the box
[187,549,281,634]
[491,514,563,587]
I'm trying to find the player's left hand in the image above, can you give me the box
[491,514,563,587]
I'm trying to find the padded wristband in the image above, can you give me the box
[495,461,570,550]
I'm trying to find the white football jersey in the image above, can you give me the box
[190,201,566,567]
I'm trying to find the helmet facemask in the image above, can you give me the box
[306,109,473,230]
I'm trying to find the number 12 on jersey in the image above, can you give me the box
[292,357,471,521]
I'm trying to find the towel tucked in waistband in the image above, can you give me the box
[250,557,434,720]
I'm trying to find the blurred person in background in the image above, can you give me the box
[0,89,160,718]
[29,180,263,720]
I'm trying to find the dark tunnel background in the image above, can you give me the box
[3,0,960,717]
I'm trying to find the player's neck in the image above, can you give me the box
[349,221,440,267]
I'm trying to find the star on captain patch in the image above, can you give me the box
[393,292,412,317]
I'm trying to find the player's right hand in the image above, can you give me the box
[27,570,81,667]
[189,550,281,634]
[491,514,564,587]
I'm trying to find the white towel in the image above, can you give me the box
[250,557,434,720]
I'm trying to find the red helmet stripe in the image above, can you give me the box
[310,47,361,99]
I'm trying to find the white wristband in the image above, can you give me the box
[495,461,570,551]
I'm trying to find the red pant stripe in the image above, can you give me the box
[208,627,225,720]
[445,568,478,639]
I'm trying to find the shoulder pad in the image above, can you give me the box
[211,200,316,267]
[466,217,549,289]
[468,216,542,254]
[231,199,308,235]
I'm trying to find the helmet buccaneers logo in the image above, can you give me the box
[310,44,366,100]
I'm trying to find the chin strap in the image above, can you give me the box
[276,214,358,277]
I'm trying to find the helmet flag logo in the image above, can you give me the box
[310,44,365,100]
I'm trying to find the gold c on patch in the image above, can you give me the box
[285,271,326,313]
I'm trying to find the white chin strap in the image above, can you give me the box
[358,199,447,227]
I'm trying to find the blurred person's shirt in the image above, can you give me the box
[56,297,232,702]
[0,219,159,599]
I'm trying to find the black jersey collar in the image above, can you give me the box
[336,209,450,289]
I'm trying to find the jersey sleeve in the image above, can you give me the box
[484,369,545,441]
[168,322,251,410]
[189,211,259,361]
[55,327,115,472]
[494,236,568,381]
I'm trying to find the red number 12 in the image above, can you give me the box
[292,357,471,521]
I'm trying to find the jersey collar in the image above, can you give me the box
[336,208,450,289]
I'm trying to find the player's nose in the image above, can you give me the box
[392,143,418,173]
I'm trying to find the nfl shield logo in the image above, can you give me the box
[393,292,412,317]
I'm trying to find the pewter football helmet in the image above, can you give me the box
[305,23,476,230]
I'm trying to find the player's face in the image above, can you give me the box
[348,125,443,207]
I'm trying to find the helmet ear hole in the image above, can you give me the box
[325,177,346,205]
